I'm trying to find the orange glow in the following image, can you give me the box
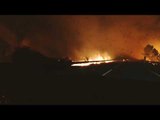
[73,51,112,62]
[20,39,31,47]
[88,53,111,61]
[71,52,113,67]
[150,39,160,52]
[71,60,113,67]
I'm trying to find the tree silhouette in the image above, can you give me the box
[144,44,160,62]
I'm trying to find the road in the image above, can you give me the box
[101,61,160,81]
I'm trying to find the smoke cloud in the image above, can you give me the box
[0,15,160,61]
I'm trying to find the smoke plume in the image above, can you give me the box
[0,15,160,61]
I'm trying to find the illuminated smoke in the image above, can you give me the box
[0,15,160,61]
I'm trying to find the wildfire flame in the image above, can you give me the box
[88,53,111,61]
[71,52,113,67]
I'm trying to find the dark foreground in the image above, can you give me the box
[0,61,160,105]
